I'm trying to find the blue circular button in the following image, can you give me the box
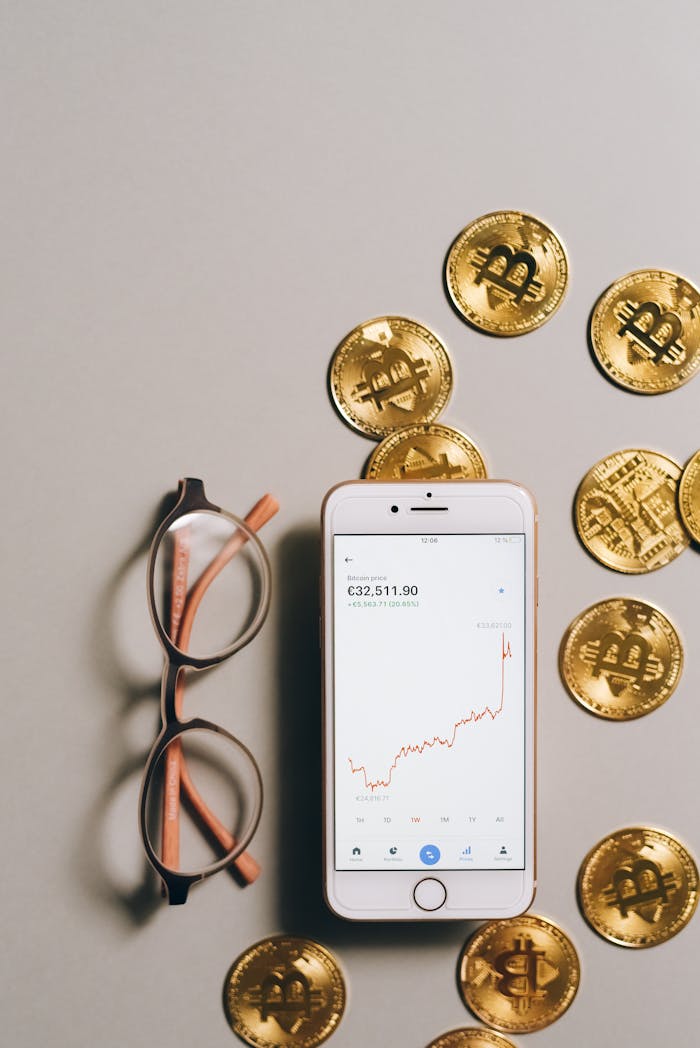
[419,844,441,866]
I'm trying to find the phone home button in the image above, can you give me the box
[413,877,447,911]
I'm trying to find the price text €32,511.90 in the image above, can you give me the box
[347,584,419,597]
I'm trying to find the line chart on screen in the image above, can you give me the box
[347,633,513,792]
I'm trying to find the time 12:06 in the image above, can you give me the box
[347,584,419,597]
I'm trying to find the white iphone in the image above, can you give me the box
[321,480,537,920]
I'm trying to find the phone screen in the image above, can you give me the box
[333,532,526,872]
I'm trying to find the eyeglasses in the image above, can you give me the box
[138,478,277,904]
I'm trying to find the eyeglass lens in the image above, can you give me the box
[143,722,261,876]
[152,510,266,661]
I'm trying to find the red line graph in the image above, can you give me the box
[348,633,512,792]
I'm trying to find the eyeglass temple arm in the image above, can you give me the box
[160,527,190,875]
[183,494,277,613]
[166,493,279,887]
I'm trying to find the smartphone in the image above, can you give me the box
[321,480,536,920]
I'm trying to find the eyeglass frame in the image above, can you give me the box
[138,477,271,904]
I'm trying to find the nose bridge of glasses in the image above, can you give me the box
[159,660,226,724]
[161,662,182,722]
[163,659,234,727]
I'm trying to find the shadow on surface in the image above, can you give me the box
[78,491,177,927]
[274,527,474,952]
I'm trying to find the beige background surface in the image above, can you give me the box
[3,2,699,1045]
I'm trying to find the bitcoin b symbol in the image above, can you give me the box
[603,858,677,921]
[249,968,323,1035]
[617,300,686,366]
[493,935,558,1015]
[473,244,542,306]
[352,344,430,413]
[580,629,662,697]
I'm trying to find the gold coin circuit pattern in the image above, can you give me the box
[445,210,569,335]
[590,270,700,393]
[426,1030,517,1048]
[578,827,699,948]
[679,449,700,543]
[574,449,689,573]
[365,423,487,481]
[458,914,580,1033]
[559,597,683,720]
[224,936,346,1048]
[330,316,453,438]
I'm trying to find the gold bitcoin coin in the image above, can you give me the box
[365,423,487,481]
[224,936,346,1047]
[679,449,700,543]
[574,449,689,573]
[590,270,700,393]
[329,316,453,438]
[445,210,568,335]
[559,597,683,720]
[426,1030,517,1048]
[458,915,580,1033]
[578,827,699,948]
